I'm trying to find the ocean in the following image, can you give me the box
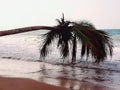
[0,29,120,62]
[0,29,120,90]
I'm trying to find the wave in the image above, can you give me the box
[111,35,120,47]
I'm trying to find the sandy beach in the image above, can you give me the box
[0,76,117,90]
[0,58,119,90]
[0,58,68,90]
[0,77,68,90]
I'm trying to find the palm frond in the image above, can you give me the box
[40,15,113,63]
[73,22,113,63]
[71,35,77,63]
[56,13,65,25]
[56,19,62,25]
[96,30,113,56]
[59,41,69,58]
[40,30,58,58]
[57,28,73,58]
[77,21,96,30]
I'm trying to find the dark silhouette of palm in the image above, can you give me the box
[40,14,113,63]
[0,14,113,63]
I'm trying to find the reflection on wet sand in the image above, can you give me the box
[36,63,118,90]
[0,59,119,90]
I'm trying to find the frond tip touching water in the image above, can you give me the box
[40,15,113,63]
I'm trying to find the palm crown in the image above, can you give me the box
[40,14,113,63]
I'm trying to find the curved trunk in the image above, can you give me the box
[0,26,56,36]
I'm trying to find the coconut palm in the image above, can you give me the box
[0,26,56,36]
[40,14,113,63]
[0,14,113,63]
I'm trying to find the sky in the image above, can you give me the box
[0,0,120,30]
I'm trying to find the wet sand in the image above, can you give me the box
[0,59,119,90]
[55,77,118,90]
[0,77,117,90]
[0,77,68,90]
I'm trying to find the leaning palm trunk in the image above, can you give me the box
[0,26,56,36]
[0,15,113,63]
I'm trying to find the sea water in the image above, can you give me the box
[0,29,120,90]
[0,29,120,62]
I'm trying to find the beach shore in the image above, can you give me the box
[0,77,68,90]
[0,58,119,90]
[0,77,118,90]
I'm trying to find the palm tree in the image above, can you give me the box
[0,14,113,63]
[0,26,56,36]
[40,14,113,63]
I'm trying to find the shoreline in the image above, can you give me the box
[0,76,118,90]
[0,77,68,90]
[0,58,119,90]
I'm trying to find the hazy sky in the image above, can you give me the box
[0,0,120,29]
